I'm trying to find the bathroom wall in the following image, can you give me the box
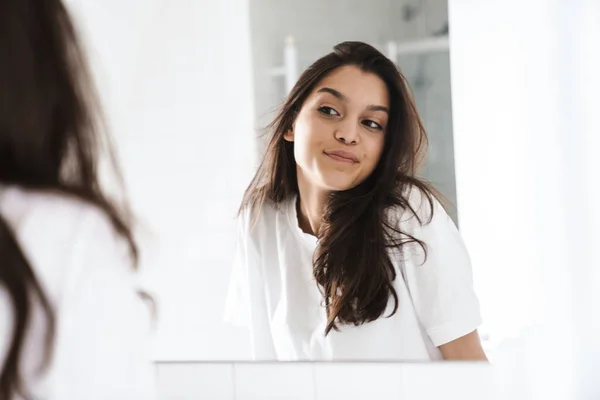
[155,362,495,400]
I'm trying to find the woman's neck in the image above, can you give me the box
[296,170,328,237]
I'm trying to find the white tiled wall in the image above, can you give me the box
[314,363,403,399]
[234,363,315,400]
[155,362,499,400]
[400,363,495,400]
[156,363,235,400]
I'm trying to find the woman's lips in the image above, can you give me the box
[324,150,358,164]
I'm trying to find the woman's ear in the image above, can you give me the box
[283,126,295,142]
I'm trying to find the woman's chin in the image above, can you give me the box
[318,175,362,192]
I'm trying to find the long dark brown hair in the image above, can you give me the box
[241,41,439,335]
[0,1,137,398]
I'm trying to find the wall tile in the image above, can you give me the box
[155,363,234,400]
[234,362,315,400]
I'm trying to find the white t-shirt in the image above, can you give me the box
[224,186,483,361]
[0,186,156,400]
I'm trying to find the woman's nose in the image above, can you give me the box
[333,122,359,145]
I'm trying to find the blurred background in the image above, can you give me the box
[65,0,599,398]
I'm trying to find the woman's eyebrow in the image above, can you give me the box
[317,87,389,114]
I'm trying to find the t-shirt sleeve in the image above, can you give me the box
[51,209,157,400]
[223,208,252,328]
[397,188,483,347]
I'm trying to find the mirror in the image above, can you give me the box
[70,0,531,364]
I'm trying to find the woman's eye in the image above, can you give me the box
[363,120,383,130]
[318,106,340,116]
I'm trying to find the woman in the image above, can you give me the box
[0,1,156,399]
[225,41,487,362]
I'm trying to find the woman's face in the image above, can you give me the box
[284,65,389,192]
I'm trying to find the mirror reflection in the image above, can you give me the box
[2,1,535,399]
[224,39,487,361]
[221,0,487,362]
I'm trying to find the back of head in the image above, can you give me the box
[0,1,136,398]
[0,0,101,189]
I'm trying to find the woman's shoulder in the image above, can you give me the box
[387,183,449,229]
[0,185,115,239]
[237,197,291,233]
[0,186,129,293]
